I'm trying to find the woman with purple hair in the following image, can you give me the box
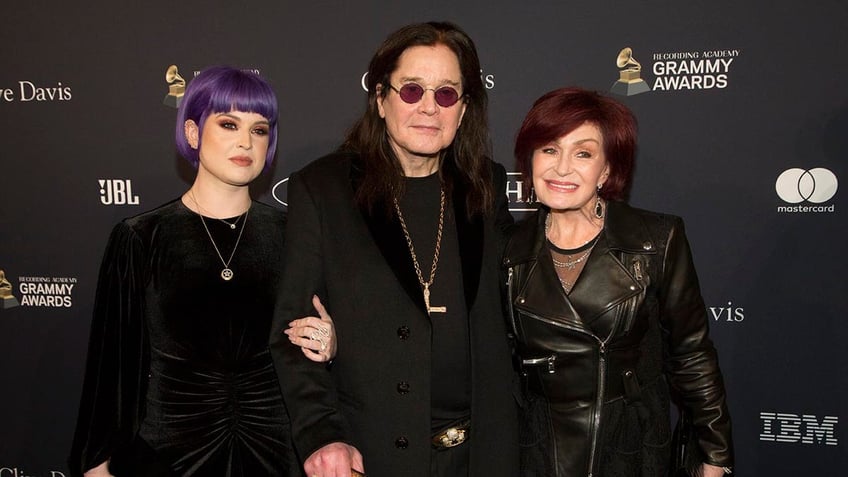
[68,66,332,476]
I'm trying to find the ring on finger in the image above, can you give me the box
[318,326,330,337]
[318,337,327,352]
[310,330,319,341]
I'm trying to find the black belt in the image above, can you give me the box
[431,419,471,448]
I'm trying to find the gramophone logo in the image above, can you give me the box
[163,64,186,108]
[610,47,651,96]
[0,269,20,310]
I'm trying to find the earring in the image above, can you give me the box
[527,186,537,204]
[594,185,605,219]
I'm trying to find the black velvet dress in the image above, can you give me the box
[69,200,301,477]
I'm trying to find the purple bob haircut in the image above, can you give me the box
[175,66,278,169]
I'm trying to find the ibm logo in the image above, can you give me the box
[760,412,838,446]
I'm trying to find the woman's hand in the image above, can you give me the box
[285,295,337,363]
[83,461,114,477]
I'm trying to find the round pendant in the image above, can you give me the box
[221,268,234,281]
[229,224,236,230]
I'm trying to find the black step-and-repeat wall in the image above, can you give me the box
[1,1,845,475]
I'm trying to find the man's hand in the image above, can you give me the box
[303,441,365,477]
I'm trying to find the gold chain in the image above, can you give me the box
[189,189,243,229]
[393,188,445,313]
[551,249,592,270]
[189,191,249,281]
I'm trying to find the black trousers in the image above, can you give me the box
[431,442,469,477]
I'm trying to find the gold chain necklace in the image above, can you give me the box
[189,189,243,229]
[558,276,576,292]
[551,249,592,270]
[545,213,601,271]
[189,191,249,281]
[393,188,446,315]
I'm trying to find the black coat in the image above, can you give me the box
[503,202,733,476]
[269,152,519,476]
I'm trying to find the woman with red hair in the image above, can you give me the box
[505,87,734,476]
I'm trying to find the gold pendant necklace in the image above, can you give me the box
[189,192,249,281]
[393,188,446,315]
[189,189,243,229]
[199,212,247,280]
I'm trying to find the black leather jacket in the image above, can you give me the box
[503,202,733,476]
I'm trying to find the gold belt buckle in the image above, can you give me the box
[432,422,470,448]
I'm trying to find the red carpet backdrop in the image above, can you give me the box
[1,1,844,475]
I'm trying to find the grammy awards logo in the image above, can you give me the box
[163,65,186,108]
[610,47,651,96]
[0,269,20,309]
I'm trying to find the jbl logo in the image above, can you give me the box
[99,179,140,205]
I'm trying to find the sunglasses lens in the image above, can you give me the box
[398,84,425,103]
[395,84,461,107]
[434,87,460,107]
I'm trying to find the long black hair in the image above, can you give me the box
[342,21,494,217]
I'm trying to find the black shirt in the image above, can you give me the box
[398,173,471,431]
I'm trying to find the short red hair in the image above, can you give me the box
[514,87,637,200]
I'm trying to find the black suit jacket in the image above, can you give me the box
[269,151,519,476]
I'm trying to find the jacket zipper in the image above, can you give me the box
[522,355,557,373]
[513,307,609,477]
[510,256,645,476]
[587,340,606,477]
[505,268,519,340]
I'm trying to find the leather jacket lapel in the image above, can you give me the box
[506,207,645,332]
[519,246,585,329]
[568,236,643,326]
[604,201,659,254]
[507,210,585,330]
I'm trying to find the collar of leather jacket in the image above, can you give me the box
[503,201,659,268]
